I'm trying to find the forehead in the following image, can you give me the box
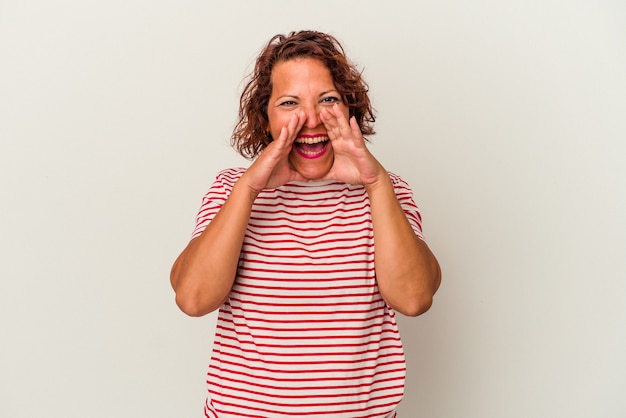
[270,58,334,88]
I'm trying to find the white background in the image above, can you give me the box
[1,1,625,417]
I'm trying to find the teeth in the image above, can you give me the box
[295,136,329,144]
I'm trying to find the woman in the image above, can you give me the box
[171,30,441,418]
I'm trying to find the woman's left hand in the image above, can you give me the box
[321,103,440,316]
[320,104,385,187]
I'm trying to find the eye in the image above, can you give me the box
[279,100,297,107]
[321,96,340,105]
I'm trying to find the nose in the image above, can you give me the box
[302,105,321,129]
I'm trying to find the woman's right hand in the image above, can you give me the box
[240,112,306,194]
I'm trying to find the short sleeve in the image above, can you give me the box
[388,172,425,240]
[190,168,244,240]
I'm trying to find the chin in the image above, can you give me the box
[289,152,334,181]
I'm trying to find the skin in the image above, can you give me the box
[170,58,441,317]
[268,58,343,182]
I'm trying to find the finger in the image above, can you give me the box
[349,116,362,137]
[287,111,305,141]
[320,106,336,124]
[333,104,360,138]
[275,126,288,145]
[331,102,348,122]
[320,107,341,140]
[276,112,303,148]
[328,104,362,142]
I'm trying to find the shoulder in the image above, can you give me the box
[213,167,247,188]
[387,171,413,192]
[198,167,247,200]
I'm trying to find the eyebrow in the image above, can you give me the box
[273,90,340,102]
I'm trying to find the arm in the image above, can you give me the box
[170,113,307,317]
[366,174,441,316]
[320,104,441,316]
[170,182,258,317]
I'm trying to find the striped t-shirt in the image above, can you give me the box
[192,167,424,418]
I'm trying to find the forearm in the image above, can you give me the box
[170,181,258,316]
[366,174,441,316]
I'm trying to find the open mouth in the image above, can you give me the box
[294,134,330,159]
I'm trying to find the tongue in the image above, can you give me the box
[298,142,325,153]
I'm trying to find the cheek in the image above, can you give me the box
[339,103,350,120]
[267,113,286,138]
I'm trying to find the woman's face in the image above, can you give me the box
[266,57,349,181]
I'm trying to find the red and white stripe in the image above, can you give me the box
[192,168,423,417]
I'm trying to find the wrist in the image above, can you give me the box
[233,177,261,203]
[364,171,392,194]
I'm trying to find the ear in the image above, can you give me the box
[262,118,272,139]
[262,124,273,142]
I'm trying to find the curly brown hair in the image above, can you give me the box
[231,30,376,159]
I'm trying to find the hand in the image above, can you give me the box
[320,104,386,186]
[240,112,307,194]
